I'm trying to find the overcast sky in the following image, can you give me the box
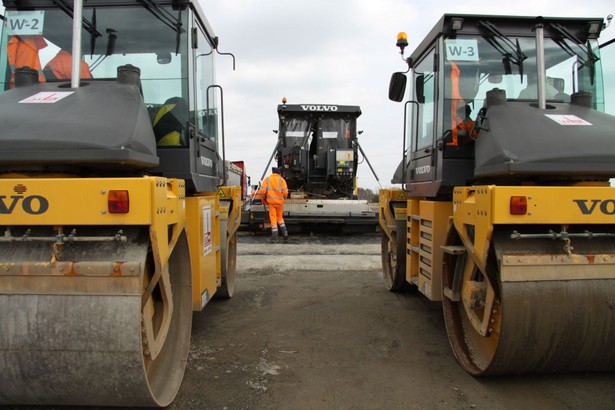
[202,0,615,191]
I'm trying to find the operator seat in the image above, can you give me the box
[153,97,189,146]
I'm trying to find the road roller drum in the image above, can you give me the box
[442,229,615,375]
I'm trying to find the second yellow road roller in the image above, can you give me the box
[379,14,615,375]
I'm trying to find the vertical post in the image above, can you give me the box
[535,20,546,110]
[207,85,227,186]
[71,0,83,88]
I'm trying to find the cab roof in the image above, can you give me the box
[407,14,604,68]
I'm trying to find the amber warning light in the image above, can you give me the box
[396,32,408,54]
[509,196,527,215]
[108,190,129,213]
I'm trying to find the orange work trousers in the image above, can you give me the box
[268,203,285,228]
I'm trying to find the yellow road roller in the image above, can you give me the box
[0,0,240,406]
[380,14,615,375]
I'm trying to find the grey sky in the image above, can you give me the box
[203,0,615,190]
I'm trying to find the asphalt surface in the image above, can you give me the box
[3,233,615,410]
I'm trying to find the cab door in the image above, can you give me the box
[601,38,615,116]
[600,38,615,187]
[407,48,437,189]
[193,18,219,191]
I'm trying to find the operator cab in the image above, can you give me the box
[276,103,361,198]
[0,0,227,193]
[390,14,610,198]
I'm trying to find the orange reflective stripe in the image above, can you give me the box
[448,62,462,146]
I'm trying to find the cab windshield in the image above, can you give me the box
[444,34,605,126]
[1,5,222,146]
[0,5,191,111]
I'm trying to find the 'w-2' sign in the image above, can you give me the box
[6,11,45,36]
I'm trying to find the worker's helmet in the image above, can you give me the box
[272,167,281,174]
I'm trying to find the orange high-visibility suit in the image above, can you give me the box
[7,35,47,87]
[44,50,93,80]
[257,169,288,239]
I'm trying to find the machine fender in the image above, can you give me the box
[215,186,241,299]
[217,186,242,237]
[378,188,408,241]
[452,186,495,273]
[143,178,187,361]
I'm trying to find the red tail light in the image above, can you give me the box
[108,190,129,213]
[509,196,527,215]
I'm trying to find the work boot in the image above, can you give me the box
[279,224,289,242]
[270,230,279,243]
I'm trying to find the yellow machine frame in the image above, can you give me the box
[0,177,241,309]
[380,184,615,302]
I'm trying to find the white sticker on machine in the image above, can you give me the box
[545,114,592,126]
[202,205,212,256]
[19,92,74,104]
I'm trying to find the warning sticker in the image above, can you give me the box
[545,114,592,126]
[20,92,74,104]
[202,206,212,256]
[217,188,227,199]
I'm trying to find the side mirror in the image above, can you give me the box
[415,74,425,104]
[388,72,407,102]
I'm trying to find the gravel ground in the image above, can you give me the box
[3,233,615,410]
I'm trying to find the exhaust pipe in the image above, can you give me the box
[534,18,546,110]
[70,0,83,88]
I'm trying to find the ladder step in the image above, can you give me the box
[442,245,466,255]
[443,287,461,302]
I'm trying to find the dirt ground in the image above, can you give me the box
[168,233,615,410]
[3,233,615,410]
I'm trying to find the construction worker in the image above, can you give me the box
[257,167,289,243]
[455,104,477,143]
[7,35,48,88]
[43,49,93,80]
[448,61,479,146]
[152,97,189,146]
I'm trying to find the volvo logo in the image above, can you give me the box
[0,195,49,215]
[573,199,615,215]
[415,165,431,175]
[200,156,213,168]
[300,105,339,112]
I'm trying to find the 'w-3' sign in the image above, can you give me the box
[445,39,479,62]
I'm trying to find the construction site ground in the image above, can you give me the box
[3,233,615,410]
